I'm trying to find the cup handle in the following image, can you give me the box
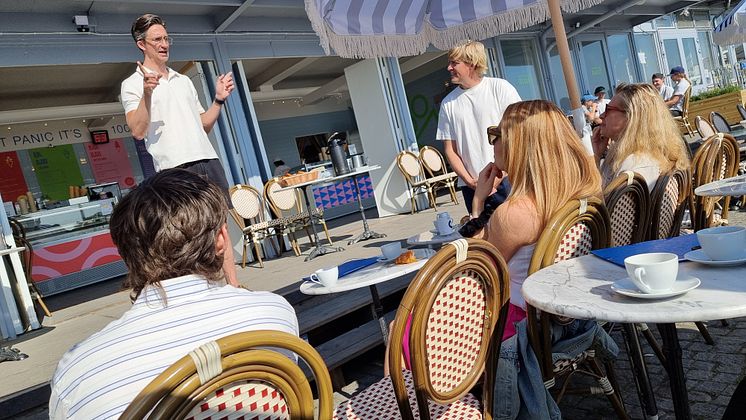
[632,267,654,294]
[309,274,323,285]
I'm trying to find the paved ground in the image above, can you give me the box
[5,199,746,419]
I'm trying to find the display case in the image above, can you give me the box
[9,197,126,296]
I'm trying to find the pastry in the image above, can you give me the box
[395,250,417,264]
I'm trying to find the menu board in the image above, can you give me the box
[85,139,136,189]
[0,151,29,202]
[29,145,84,201]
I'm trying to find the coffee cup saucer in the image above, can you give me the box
[684,249,746,267]
[611,275,700,299]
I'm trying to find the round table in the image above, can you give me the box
[300,248,435,340]
[694,174,746,197]
[522,254,746,420]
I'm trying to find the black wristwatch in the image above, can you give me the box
[214,98,225,105]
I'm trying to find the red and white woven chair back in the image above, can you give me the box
[231,187,263,220]
[609,192,637,246]
[185,380,290,420]
[554,222,593,263]
[425,269,487,394]
[399,152,423,178]
[267,182,298,212]
[421,148,444,173]
[657,177,679,239]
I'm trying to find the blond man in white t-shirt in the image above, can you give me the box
[436,40,521,214]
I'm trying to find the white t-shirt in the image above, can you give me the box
[49,275,299,420]
[121,66,219,171]
[436,77,521,185]
[670,78,691,112]
[594,98,610,116]
[659,85,674,102]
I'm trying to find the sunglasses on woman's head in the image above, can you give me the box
[487,126,500,145]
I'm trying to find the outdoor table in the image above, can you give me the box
[280,165,384,261]
[299,248,435,341]
[406,229,461,249]
[695,174,746,197]
[522,254,746,420]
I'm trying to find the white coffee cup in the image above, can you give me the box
[380,242,403,260]
[624,253,679,294]
[696,226,746,261]
[437,211,451,221]
[310,266,339,288]
[434,218,454,235]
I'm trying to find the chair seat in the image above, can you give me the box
[333,370,481,419]
[428,172,458,183]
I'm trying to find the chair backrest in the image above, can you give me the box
[229,184,265,223]
[681,78,692,117]
[690,133,740,230]
[264,178,303,217]
[695,115,716,139]
[396,151,425,184]
[710,111,732,134]
[387,238,510,420]
[648,169,691,240]
[121,331,333,420]
[737,103,746,121]
[419,146,446,176]
[603,171,650,246]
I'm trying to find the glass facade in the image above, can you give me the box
[548,44,572,110]
[663,39,683,72]
[580,39,611,95]
[682,37,702,85]
[634,33,662,81]
[607,34,636,87]
[499,39,543,100]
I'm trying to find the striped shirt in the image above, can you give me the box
[49,275,299,420]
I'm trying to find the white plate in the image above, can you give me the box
[684,249,746,267]
[611,276,700,299]
[430,228,456,236]
[378,248,435,263]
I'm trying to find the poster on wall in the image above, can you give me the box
[30,145,84,201]
[0,151,29,201]
[134,140,157,179]
[85,139,136,189]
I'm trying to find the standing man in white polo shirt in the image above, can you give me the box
[121,13,238,285]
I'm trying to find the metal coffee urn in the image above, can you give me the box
[327,132,351,176]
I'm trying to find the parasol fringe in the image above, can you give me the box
[305,0,604,59]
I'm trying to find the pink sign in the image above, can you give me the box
[85,139,136,189]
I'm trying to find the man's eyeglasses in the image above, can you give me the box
[487,126,500,145]
[144,36,173,46]
[605,104,626,114]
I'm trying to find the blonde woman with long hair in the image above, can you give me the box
[469,100,602,338]
[592,83,690,190]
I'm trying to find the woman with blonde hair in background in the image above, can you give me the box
[592,83,690,190]
[465,99,603,338]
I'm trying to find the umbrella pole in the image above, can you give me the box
[548,0,580,110]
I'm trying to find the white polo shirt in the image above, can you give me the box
[670,78,691,112]
[49,275,299,420]
[121,66,219,170]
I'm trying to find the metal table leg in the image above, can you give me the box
[657,323,690,420]
[369,285,388,342]
[622,324,659,420]
[300,186,344,261]
[348,175,386,245]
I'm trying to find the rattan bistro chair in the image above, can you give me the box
[648,169,691,240]
[334,238,510,420]
[603,171,650,247]
[710,111,733,134]
[695,115,716,139]
[419,146,459,206]
[396,150,438,214]
[121,331,334,420]
[738,103,746,121]
[229,184,283,268]
[690,133,740,231]
[525,198,629,419]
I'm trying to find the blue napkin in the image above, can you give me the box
[591,234,699,267]
[302,256,380,281]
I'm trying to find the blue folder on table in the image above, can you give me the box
[591,234,699,267]
[302,256,380,281]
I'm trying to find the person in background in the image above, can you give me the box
[652,72,674,101]
[48,169,298,420]
[593,83,690,191]
[582,94,602,126]
[273,158,291,177]
[594,86,610,116]
[120,13,238,286]
[664,66,690,117]
[436,40,521,215]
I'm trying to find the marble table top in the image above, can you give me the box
[300,248,435,295]
[522,254,746,324]
[694,174,746,197]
